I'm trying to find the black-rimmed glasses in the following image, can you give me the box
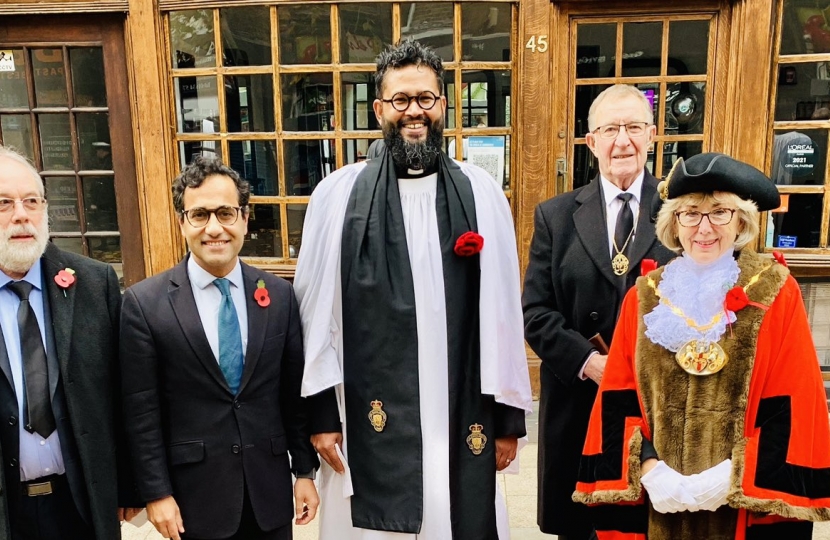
[380,91,440,112]
[181,206,242,227]
[675,208,736,227]
[592,122,651,139]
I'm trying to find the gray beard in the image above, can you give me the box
[0,219,49,276]
[384,120,443,171]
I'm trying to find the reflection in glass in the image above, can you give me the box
[461,71,511,127]
[51,237,84,255]
[663,141,702,173]
[221,6,271,66]
[462,3,511,62]
[279,4,332,64]
[401,3,453,61]
[175,76,219,133]
[445,70,456,129]
[0,49,28,108]
[344,139,374,164]
[169,10,216,69]
[226,75,274,132]
[767,193,822,248]
[281,74,333,131]
[83,176,118,231]
[775,62,830,121]
[32,49,68,107]
[574,84,610,137]
[339,4,392,63]
[342,73,376,131]
[287,204,307,258]
[669,20,708,75]
[241,204,282,258]
[76,113,112,170]
[70,48,107,107]
[45,177,80,233]
[89,236,122,264]
[622,22,662,78]
[665,83,705,135]
[178,141,223,169]
[780,1,830,55]
[576,24,616,79]
[1,115,34,161]
[284,139,335,195]
[771,129,827,186]
[228,141,277,196]
[38,114,73,171]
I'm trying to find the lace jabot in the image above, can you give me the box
[643,250,740,352]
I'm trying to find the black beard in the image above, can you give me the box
[383,116,443,171]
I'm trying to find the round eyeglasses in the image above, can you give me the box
[181,206,242,227]
[592,122,651,139]
[380,91,440,112]
[675,208,736,228]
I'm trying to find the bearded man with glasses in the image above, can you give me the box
[294,38,531,539]
[523,84,676,539]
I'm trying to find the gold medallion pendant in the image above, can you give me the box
[368,400,387,432]
[612,252,629,276]
[466,423,488,455]
[675,340,729,376]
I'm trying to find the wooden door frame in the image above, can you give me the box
[0,13,146,286]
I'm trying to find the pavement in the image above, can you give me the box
[121,403,830,539]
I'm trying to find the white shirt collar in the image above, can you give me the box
[599,171,645,208]
[187,256,243,291]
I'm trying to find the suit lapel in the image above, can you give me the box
[627,172,660,267]
[41,244,75,381]
[574,178,619,288]
[238,263,265,393]
[0,320,14,396]
[168,259,231,393]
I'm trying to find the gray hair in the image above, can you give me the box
[375,37,444,97]
[587,84,654,132]
[0,145,45,197]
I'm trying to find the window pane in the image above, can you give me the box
[799,281,830,367]
[226,75,274,133]
[341,73,376,131]
[77,113,112,170]
[444,70,456,129]
[780,2,830,55]
[665,82,705,135]
[89,236,121,264]
[287,203,307,259]
[241,204,283,258]
[278,4,332,64]
[775,62,830,121]
[340,4,392,63]
[344,138,374,164]
[0,115,34,161]
[0,49,28,108]
[401,3,454,61]
[771,129,827,186]
[170,10,216,69]
[622,22,662,78]
[767,193,822,248]
[663,141,703,174]
[32,48,68,107]
[178,141,223,169]
[70,48,107,107]
[462,3,511,61]
[669,20,708,75]
[51,237,84,255]
[284,139,335,195]
[576,23,616,79]
[175,76,219,133]
[228,140,277,196]
[574,84,610,137]
[573,143,597,190]
[38,114,73,171]
[461,71,511,127]
[82,176,118,231]
[221,6,271,66]
[281,73,333,132]
[45,177,80,233]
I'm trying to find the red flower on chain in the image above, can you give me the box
[772,251,788,267]
[454,231,484,257]
[254,279,270,307]
[724,286,749,312]
[640,259,658,276]
[54,268,76,289]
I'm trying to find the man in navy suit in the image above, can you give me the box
[121,156,318,540]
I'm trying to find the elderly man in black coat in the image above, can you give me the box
[523,85,675,539]
[0,145,140,540]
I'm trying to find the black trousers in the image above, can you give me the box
[13,474,93,540]
[182,489,292,540]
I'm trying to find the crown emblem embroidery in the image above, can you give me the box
[466,423,488,455]
[368,400,387,432]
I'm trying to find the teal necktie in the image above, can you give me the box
[214,278,243,394]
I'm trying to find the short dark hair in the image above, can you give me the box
[374,37,444,97]
[171,155,250,215]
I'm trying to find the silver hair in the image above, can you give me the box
[0,145,45,197]
[587,84,654,132]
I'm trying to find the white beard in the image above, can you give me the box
[0,218,49,276]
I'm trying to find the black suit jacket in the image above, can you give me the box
[0,243,137,540]
[522,173,675,535]
[120,257,317,539]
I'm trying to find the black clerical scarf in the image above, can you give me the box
[340,150,500,539]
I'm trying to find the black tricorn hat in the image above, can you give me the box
[653,153,780,218]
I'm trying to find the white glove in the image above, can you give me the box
[640,461,698,514]
[686,459,732,511]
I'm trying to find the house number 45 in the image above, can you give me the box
[525,35,549,53]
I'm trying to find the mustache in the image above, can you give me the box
[397,115,430,126]
[3,224,39,238]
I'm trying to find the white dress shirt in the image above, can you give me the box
[599,172,644,257]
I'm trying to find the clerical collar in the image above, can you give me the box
[395,160,438,179]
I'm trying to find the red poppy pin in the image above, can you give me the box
[254,279,270,307]
[772,251,788,267]
[454,231,484,257]
[54,268,76,296]
[640,259,658,276]
[724,286,749,312]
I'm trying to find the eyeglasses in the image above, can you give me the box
[592,122,651,139]
[181,206,242,227]
[380,91,441,112]
[0,197,47,214]
[675,208,736,227]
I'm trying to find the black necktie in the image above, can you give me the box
[7,281,55,438]
[614,193,634,255]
